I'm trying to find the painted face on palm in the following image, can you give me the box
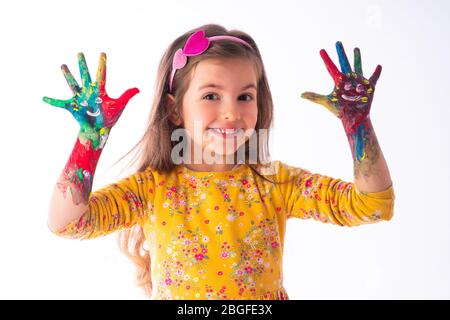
[301,41,382,163]
[331,71,375,128]
[301,41,381,131]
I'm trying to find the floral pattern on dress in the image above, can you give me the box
[53,161,395,299]
[230,217,282,297]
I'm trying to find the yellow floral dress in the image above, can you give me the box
[51,160,395,300]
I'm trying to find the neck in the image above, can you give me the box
[183,161,241,172]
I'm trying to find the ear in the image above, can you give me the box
[166,93,182,126]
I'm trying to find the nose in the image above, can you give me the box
[221,99,241,121]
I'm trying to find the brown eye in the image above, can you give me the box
[203,93,219,100]
[239,94,253,101]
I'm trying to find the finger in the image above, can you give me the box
[354,47,363,76]
[320,49,343,85]
[118,87,140,105]
[61,64,81,94]
[369,65,382,85]
[301,91,339,116]
[96,52,107,93]
[77,52,92,88]
[43,96,71,109]
[335,41,352,75]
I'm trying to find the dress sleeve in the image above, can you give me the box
[51,166,155,239]
[273,161,395,227]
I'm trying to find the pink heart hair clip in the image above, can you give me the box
[168,29,254,93]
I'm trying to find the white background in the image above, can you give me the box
[0,0,449,299]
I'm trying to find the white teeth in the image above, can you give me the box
[208,128,242,137]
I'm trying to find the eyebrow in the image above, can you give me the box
[197,83,257,91]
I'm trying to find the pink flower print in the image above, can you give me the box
[240,211,244,216]
[218,271,223,276]
[214,206,219,210]
[166,191,172,197]
[304,190,309,195]
[170,186,177,192]
[245,267,253,274]
[195,254,204,261]
[204,220,210,224]
[224,193,230,200]
[193,248,198,253]
[237,270,243,276]
[221,251,229,259]
[305,179,312,188]
[271,241,279,248]
[165,278,172,286]
[242,179,248,185]
[185,240,191,245]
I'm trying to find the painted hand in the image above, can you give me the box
[43,53,139,150]
[301,42,381,129]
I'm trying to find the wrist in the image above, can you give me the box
[341,115,376,163]
[58,130,108,205]
[340,113,372,136]
[78,126,111,151]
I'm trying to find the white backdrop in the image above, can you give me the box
[1,0,449,299]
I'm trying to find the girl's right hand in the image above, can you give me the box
[43,53,139,150]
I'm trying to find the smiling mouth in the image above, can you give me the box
[86,110,101,117]
[341,94,362,102]
[207,128,244,139]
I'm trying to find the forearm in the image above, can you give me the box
[343,116,392,193]
[47,128,109,232]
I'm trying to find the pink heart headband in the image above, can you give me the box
[168,29,254,93]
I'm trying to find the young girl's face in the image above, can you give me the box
[172,57,258,165]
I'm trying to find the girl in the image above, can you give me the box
[45,24,395,300]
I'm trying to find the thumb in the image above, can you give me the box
[118,87,140,105]
[301,91,339,117]
[301,91,328,105]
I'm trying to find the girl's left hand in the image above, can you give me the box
[301,41,381,126]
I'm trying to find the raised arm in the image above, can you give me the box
[301,41,392,193]
[45,53,139,233]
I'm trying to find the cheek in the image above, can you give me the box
[183,104,215,127]
[242,105,258,126]
[196,107,217,127]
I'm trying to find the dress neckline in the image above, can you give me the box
[177,163,246,176]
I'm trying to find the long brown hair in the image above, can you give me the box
[116,24,288,298]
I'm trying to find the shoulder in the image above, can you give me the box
[253,160,310,180]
